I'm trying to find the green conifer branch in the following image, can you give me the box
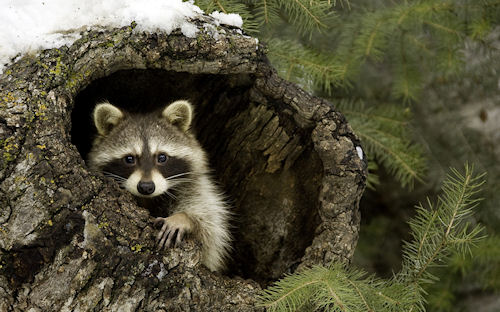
[268,39,349,93]
[425,234,500,310]
[258,165,485,312]
[286,0,325,27]
[259,267,323,311]
[357,129,424,188]
[346,279,373,312]
[252,0,281,28]
[275,0,334,35]
[259,1,494,187]
[400,165,485,286]
[215,0,227,13]
[423,20,460,36]
[364,19,384,58]
[366,159,380,190]
[392,43,422,101]
[338,100,426,189]
[353,10,394,62]
[257,1,490,101]
[261,0,270,24]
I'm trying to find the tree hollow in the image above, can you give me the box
[72,69,323,283]
[0,22,366,310]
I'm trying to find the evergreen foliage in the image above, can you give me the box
[424,234,500,311]
[192,1,500,309]
[195,0,499,189]
[337,100,425,189]
[257,165,485,312]
[398,166,485,283]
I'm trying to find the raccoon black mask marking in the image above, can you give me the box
[88,100,231,272]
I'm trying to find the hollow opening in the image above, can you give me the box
[71,69,322,284]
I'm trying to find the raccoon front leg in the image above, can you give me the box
[154,212,195,249]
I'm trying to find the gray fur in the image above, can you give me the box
[88,100,231,272]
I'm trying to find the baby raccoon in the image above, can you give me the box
[87,100,231,272]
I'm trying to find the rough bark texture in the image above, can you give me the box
[0,18,366,311]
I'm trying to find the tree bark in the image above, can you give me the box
[0,18,366,311]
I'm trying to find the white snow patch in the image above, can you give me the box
[356,146,364,160]
[203,23,221,40]
[209,11,243,28]
[0,0,243,73]
[180,22,199,38]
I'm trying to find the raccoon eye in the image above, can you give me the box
[124,155,135,165]
[157,153,168,164]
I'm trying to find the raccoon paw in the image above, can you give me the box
[154,213,194,250]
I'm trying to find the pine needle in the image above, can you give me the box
[338,100,426,189]
[400,164,486,286]
[268,39,350,94]
[258,165,486,312]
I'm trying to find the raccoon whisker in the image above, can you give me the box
[104,175,126,182]
[166,172,193,180]
[104,176,127,182]
[103,171,127,181]
[167,185,183,192]
[161,191,177,200]
[167,178,195,184]
[166,176,195,182]
[167,182,195,192]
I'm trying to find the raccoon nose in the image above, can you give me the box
[137,181,155,195]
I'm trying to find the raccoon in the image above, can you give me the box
[87,100,231,272]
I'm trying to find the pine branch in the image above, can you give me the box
[258,260,421,311]
[253,0,281,27]
[364,19,384,58]
[258,166,486,312]
[346,279,372,312]
[333,1,490,101]
[425,234,500,310]
[352,10,398,62]
[338,100,426,189]
[366,158,379,190]
[209,0,499,104]
[268,39,349,94]
[400,165,486,287]
[392,40,422,102]
[258,264,384,312]
[276,0,335,36]
[258,266,324,311]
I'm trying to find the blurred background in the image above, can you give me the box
[194,0,500,310]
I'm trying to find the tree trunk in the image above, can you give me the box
[0,18,366,311]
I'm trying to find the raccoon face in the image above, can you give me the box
[88,100,203,198]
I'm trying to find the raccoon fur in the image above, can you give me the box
[87,100,231,272]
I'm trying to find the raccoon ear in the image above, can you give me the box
[162,100,193,132]
[93,102,124,136]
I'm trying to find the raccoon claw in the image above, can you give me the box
[154,213,193,250]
